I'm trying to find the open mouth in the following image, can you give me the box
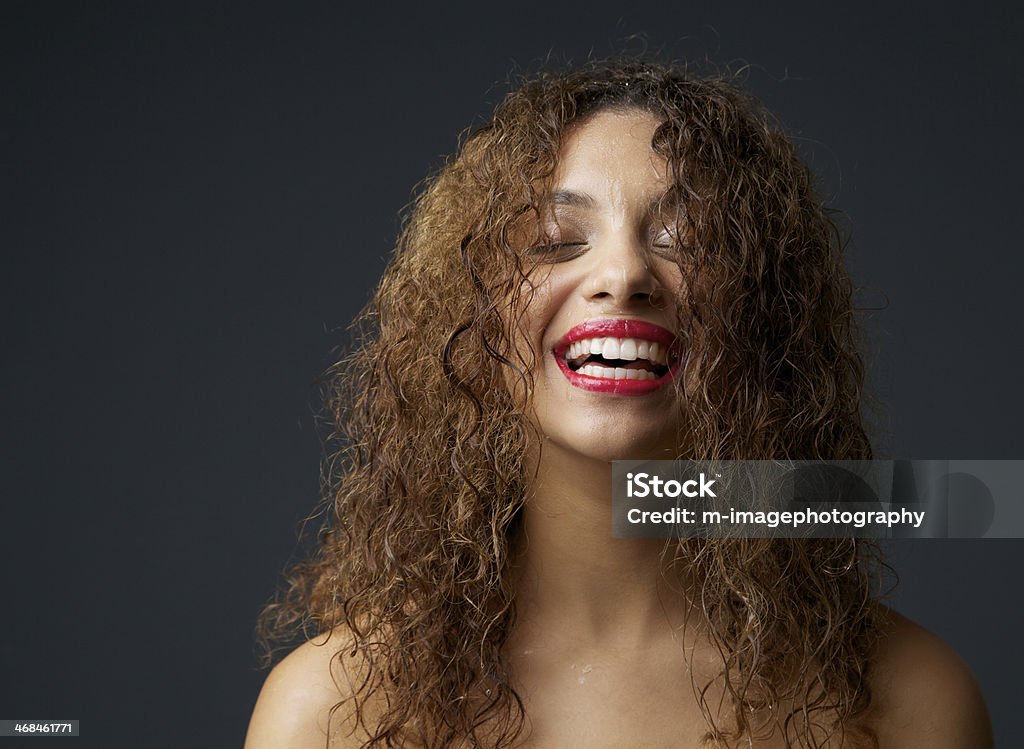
[554,319,679,393]
[563,336,671,381]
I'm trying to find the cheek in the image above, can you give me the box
[516,271,562,353]
[501,272,574,403]
[499,283,551,405]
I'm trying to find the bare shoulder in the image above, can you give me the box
[244,629,370,749]
[866,606,993,748]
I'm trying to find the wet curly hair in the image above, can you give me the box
[258,57,881,748]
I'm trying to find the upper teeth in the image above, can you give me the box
[564,337,670,364]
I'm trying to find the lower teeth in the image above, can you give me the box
[577,364,658,381]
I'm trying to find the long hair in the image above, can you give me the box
[258,57,879,748]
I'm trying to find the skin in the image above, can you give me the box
[245,111,994,749]
[514,106,686,466]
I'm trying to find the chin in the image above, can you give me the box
[545,428,680,464]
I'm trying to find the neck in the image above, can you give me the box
[511,439,694,649]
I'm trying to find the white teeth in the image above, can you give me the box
[576,364,657,381]
[564,336,671,365]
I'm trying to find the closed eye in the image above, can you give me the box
[650,224,697,261]
[526,241,589,263]
[650,234,680,260]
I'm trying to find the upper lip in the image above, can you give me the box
[553,318,678,359]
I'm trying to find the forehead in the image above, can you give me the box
[550,108,669,199]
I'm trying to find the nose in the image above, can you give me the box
[586,238,660,306]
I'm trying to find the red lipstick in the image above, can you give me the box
[553,319,680,395]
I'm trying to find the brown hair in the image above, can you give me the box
[259,57,880,748]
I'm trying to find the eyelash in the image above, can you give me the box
[651,236,680,259]
[526,242,589,262]
[526,236,685,263]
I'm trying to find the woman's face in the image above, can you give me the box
[516,108,687,464]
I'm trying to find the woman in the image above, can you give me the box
[245,59,992,748]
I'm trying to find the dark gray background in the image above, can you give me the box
[2,2,1021,747]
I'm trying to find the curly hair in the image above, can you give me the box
[258,57,881,748]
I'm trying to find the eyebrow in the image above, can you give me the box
[547,189,681,215]
[550,190,596,209]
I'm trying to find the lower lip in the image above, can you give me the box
[555,356,678,395]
